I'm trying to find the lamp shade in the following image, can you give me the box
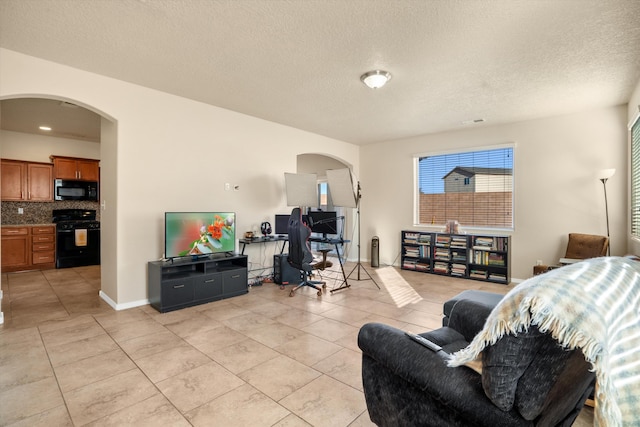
[598,168,616,180]
[361,70,391,89]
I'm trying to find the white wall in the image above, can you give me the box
[0,130,101,162]
[361,105,628,281]
[628,79,640,256]
[0,48,359,307]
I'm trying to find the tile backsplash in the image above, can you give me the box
[1,201,100,225]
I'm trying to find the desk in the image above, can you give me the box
[309,237,350,293]
[239,235,288,255]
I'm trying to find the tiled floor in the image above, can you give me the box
[1,263,594,426]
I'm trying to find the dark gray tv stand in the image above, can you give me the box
[148,253,248,313]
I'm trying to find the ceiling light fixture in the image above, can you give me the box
[39,126,52,131]
[360,70,391,89]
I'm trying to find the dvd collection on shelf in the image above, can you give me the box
[401,231,510,284]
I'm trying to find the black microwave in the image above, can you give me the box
[54,179,99,201]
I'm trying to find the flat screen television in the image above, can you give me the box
[308,211,338,236]
[165,212,236,259]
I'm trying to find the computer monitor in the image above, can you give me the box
[308,211,338,236]
[274,214,290,235]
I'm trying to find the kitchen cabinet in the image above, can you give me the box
[1,226,56,272]
[31,226,56,268]
[1,159,53,201]
[51,156,99,181]
[1,227,30,271]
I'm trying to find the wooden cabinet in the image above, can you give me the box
[1,226,56,272]
[401,231,511,284]
[148,255,248,312]
[1,159,53,201]
[1,160,26,200]
[27,163,54,201]
[1,227,30,271]
[51,156,99,181]
[31,226,56,268]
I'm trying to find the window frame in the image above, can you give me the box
[413,144,515,231]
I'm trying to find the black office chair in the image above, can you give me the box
[287,207,326,297]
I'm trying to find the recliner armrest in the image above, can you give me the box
[358,323,527,426]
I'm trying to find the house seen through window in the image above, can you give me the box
[415,146,514,229]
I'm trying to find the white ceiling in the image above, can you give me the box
[1,0,640,145]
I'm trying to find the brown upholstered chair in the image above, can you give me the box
[533,233,609,276]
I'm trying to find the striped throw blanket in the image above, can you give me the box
[448,256,640,426]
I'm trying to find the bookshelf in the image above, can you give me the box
[401,231,510,284]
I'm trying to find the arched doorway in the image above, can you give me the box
[0,95,118,325]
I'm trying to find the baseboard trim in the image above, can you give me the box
[99,291,149,311]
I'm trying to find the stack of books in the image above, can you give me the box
[436,235,451,247]
[473,236,495,250]
[433,262,449,274]
[434,247,450,260]
[469,269,487,279]
[404,232,419,244]
[451,263,466,276]
[488,272,507,282]
[451,235,467,248]
[488,253,505,266]
[451,250,467,263]
[402,259,417,269]
[404,247,419,258]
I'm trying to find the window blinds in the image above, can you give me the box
[416,147,513,229]
[631,118,640,237]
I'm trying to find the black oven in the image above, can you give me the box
[54,179,99,201]
[53,209,101,268]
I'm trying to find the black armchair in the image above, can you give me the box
[287,207,326,297]
[358,299,595,426]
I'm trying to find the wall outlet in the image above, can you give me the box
[224,183,231,191]
[536,260,542,266]
[18,207,24,214]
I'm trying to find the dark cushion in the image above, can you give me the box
[481,326,544,411]
[515,333,583,420]
[443,290,504,321]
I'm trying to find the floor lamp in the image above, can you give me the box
[598,168,615,256]
[326,168,379,291]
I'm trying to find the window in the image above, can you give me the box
[415,146,514,229]
[631,117,640,238]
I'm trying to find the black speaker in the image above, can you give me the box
[273,254,301,285]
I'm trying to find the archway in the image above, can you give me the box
[0,95,118,308]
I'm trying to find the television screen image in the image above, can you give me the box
[165,212,236,259]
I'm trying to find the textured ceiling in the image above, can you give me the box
[1,0,640,145]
